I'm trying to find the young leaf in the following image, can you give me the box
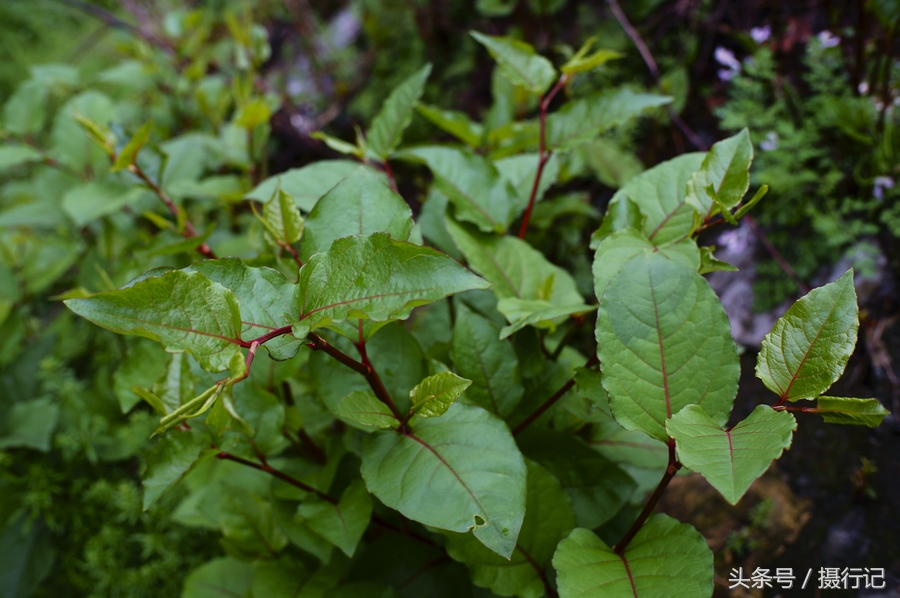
[295,233,489,333]
[112,121,154,171]
[333,390,399,430]
[142,430,215,510]
[561,41,621,75]
[246,160,364,211]
[400,146,518,234]
[518,429,637,529]
[451,305,524,417]
[416,103,484,147]
[470,32,557,96]
[685,128,753,217]
[597,252,739,441]
[552,515,714,598]
[65,270,244,372]
[443,460,576,597]
[410,371,472,418]
[756,270,858,402]
[546,89,671,151]
[698,246,738,274]
[262,187,304,245]
[300,167,413,261]
[367,64,432,158]
[813,396,890,427]
[183,558,254,598]
[360,402,527,558]
[497,299,596,339]
[296,480,373,557]
[185,259,301,360]
[666,405,797,505]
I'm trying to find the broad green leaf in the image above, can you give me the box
[0,513,54,598]
[65,270,243,372]
[295,233,489,332]
[142,430,215,510]
[114,341,169,413]
[546,90,671,151]
[113,121,154,171]
[333,390,399,430]
[0,397,60,452]
[552,515,713,598]
[400,146,518,233]
[182,557,253,598]
[592,229,699,303]
[519,430,636,529]
[445,218,583,304]
[297,480,373,557]
[252,558,313,598]
[360,402,526,558]
[246,160,366,211]
[572,366,611,418]
[444,460,576,598]
[368,64,432,158]
[52,90,117,171]
[416,103,484,147]
[218,489,289,559]
[685,129,753,217]
[451,305,523,417]
[262,187,304,245]
[4,80,48,136]
[410,371,472,418]
[589,421,668,470]
[0,145,43,170]
[666,405,796,505]
[301,168,413,261]
[62,180,147,227]
[418,189,462,259]
[231,382,289,454]
[590,194,645,249]
[185,259,301,360]
[597,252,739,441]
[608,153,706,245]
[271,499,335,563]
[813,396,890,427]
[756,271,858,402]
[497,299,596,339]
[470,32,557,96]
[578,138,644,189]
[494,153,559,215]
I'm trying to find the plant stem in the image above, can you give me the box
[354,322,403,422]
[513,354,598,436]
[216,449,339,504]
[518,74,568,239]
[743,214,809,294]
[129,163,217,259]
[613,439,681,554]
[307,332,370,376]
[381,160,400,194]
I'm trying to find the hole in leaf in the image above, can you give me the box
[473,515,485,527]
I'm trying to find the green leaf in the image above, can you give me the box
[813,396,891,427]
[400,146,518,233]
[698,247,738,274]
[494,153,559,215]
[62,180,147,227]
[410,371,472,418]
[113,121,154,171]
[518,430,637,529]
[251,558,312,598]
[589,421,668,470]
[301,168,413,261]
[756,270,858,402]
[65,270,243,372]
[114,341,169,412]
[497,299,596,339]
[4,80,48,136]
[451,305,523,417]
[360,402,527,558]
[297,480,373,557]
[470,32,557,96]
[295,233,489,332]
[685,129,753,217]
[608,153,706,245]
[561,38,621,75]
[0,145,43,170]
[262,187,305,245]
[367,64,432,158]
[552,515,713,598]
[185,259,301,360]
[246,160,365,211]
[182,557,253,598]
[666,405,796,505]
[311,131,364,157]
[445,218,583,305]
[333,390,399,430]
[218,489,289,559]
[547,90,671,150]
[142,430,215,510]
[590,194,645,249]
[597,252,739,442]
[416,103,484,147]
[444,460,576,598]
[579,138,644,189]
[0,397,60,452]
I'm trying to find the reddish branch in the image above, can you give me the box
[513,354,598,436]
[744,215,810,294]
[518,74,568,239]
[354,321,403,422]
[613,439,681,554]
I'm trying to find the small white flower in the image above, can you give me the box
[760,131,779,151]
[750,26,771,43]
[715,47,742,70]
[874,176,895,201]
[817,30,840,48]
[859,81,870,95]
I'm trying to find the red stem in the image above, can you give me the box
[354,322,403,423]
[381,159,400,194]
[744,214,810,294]
[518,74,568,239]
[613,439,681,554]
[513,354,598,436]
[216,449,338,503]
